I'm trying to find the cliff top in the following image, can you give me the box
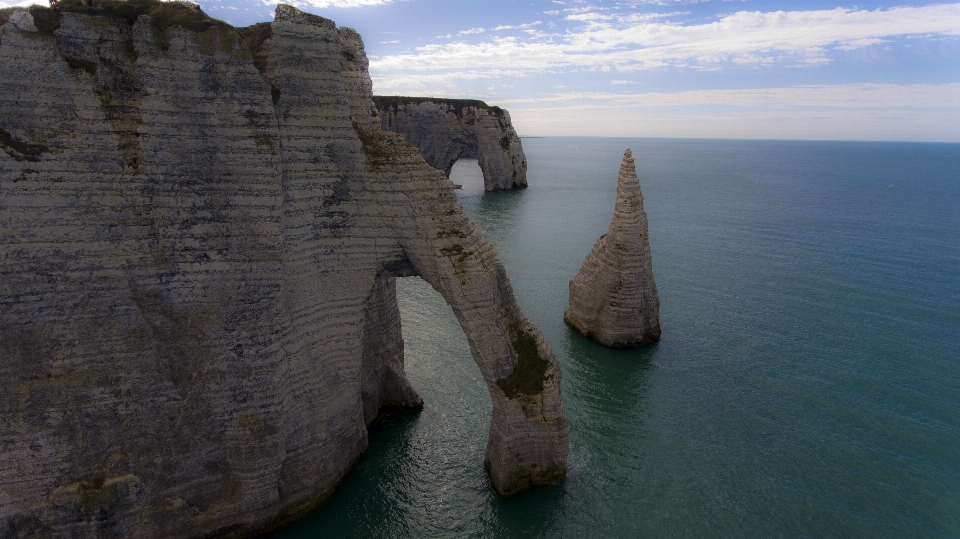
[373,96,505,118]
[0,0,236,35]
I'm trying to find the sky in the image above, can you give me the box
[5,0,960,141]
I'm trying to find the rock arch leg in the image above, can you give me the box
[359,273,423,426]
[412,256,569,496]
[363,250,567,496]
[474,112,527,191]
[363,131,568,496]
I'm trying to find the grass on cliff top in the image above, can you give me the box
[372,96,505,118]
[0,0,232,36]
[237,22,271,75]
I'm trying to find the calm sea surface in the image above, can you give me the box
[263,138,960,538]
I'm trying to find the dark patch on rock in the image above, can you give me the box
[65,56,98,76]
[238,22,272,76]
[354,124,400,168]
[28,5,62,35]
[496,324,550,399]
[131,289,217,389]
[438,244,469,261]
[0,324,51,382]
[0,128,49,162]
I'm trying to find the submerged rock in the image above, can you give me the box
[0,3,567,537]
[373,96,527,191]
[564,149,661,347]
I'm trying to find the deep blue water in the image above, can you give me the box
[263,138,960,538]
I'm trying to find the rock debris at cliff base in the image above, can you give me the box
[0,3,568,537]
[565,149,661,348]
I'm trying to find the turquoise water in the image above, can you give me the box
[263,138,960,538]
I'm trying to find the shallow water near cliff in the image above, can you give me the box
[262,138,960,538]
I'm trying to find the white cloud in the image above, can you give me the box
[500,83,960,109]
[370,70,533,96]
[501,85,960,140]
[623,11,689,22]
[511,107,960,141]
[835,37,886,51]
[0,0,46,7]
[625,0,703,4]
[459,27,486,35]
[494,21,542,31]
[371,4,960,74]
[566,12,613,21]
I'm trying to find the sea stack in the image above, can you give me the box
[564,149,661,347]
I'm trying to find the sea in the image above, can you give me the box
[262,138,960,538]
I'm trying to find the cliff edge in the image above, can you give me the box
[373,96,527,191]
[564,150,661,347]
[0,2,568,537]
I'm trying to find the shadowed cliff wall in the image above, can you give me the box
[0,2,567,537]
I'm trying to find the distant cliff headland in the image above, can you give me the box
[373,96,528,192]
[0,2,567,537]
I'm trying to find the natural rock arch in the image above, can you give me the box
[373,96,528,192]
[0,4,567,538]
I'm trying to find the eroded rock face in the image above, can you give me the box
[0,3,568,537]
[373,96,527,191]
[564,149,661,347]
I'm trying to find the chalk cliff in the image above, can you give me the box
[373,96,527,192]
[564,150,661,347]
[0,2,568,538]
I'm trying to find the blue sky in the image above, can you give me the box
[6,0,960,141]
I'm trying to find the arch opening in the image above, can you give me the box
[451,157,487,197]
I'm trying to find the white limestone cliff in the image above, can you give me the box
[564,149,661,347]
[0,3,568,537]
[373,96,528,191]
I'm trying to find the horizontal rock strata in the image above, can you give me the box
[0,2,568,537]
[373,96,527,191]
[564,149,661,347]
